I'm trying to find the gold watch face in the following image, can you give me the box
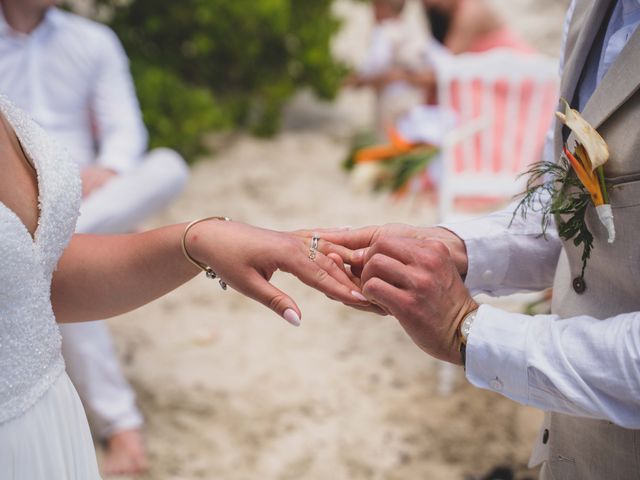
[460,311,477,342]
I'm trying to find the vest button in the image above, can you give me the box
[542,428,550,444]
[572,277,586,294]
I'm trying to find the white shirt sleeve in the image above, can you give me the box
[466,304,640,429]
[445,198,640,429]
[90,28,148,173]
[443,196,562,296]
[359,23,394,76]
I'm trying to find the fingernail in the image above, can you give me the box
[354,249,365,260]
[283,309,301,327]
[351,290,368,302]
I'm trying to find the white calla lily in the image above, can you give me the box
[555,98,609,171]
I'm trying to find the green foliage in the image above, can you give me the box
[94,0,347,160]
[132,63,228,159]
[512,156,594,279]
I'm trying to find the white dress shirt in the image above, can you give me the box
[0,7,147,173]
[446,0,640,429]
[360,19,425,77]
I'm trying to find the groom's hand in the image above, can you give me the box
[358,236,477,364]
[317,224,469,278]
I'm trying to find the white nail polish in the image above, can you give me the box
[351,291,368,302]
[283,309,301,327]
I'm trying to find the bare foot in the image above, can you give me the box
[102,429,149,476]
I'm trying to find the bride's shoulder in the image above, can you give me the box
[0,94,78,169]
[0,94,53,149]
[0,94,54,145]
[0,94,81,214]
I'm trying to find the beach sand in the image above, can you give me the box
[103,1,570,478]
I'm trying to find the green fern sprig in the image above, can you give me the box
[512,156,595,279]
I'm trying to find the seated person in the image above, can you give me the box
[0,0,189,474]
[396,0,535,104]
[348,1,550,197]
[344,0,424,136]
[424,0,532,54]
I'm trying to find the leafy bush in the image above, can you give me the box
[131,63,229,159]
[93,0,348,161]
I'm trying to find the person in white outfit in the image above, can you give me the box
[345,0,424,136]
[0,0,189,474]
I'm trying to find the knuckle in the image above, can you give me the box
[314,267,330,287]
[362,277,381,296]
[326,255,343,272]
[408,295,420,312]
[370,236,391,254]
[415,271,435,292]
[376,235,393,248]
[419,248,446,270]
[365,242,380,259]
[268,293,289,313]
[368,253,386,269]
[319,241,333,256]
[431,240,450,257]
[424,255,444,271]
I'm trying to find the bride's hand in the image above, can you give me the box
[291,228,389,316]
[185,220,370,326]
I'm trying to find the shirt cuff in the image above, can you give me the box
[440,219,511,294]
[464,304,531,406]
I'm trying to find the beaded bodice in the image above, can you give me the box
[0,96,80,424]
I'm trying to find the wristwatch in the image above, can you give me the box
[458,307,479,368]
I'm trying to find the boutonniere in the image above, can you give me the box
[513,99,614,282]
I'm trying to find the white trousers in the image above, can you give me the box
[60,148,189,439]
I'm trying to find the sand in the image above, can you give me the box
[103,1,570,478]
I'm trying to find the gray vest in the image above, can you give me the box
[536,1,640,478]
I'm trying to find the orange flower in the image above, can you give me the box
[563,145,604,206]
[354,126,415,164]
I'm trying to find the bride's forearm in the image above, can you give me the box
[52,224,199,323]
[52,219,369,325]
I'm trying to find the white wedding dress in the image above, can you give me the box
[0,96,101,478]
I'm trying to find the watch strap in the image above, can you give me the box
[458,307,479,369]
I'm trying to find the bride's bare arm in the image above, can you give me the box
[51,220,368,325]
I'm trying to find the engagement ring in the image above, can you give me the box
[309,234,320,261]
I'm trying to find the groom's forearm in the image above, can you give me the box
[51,225,199,323]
